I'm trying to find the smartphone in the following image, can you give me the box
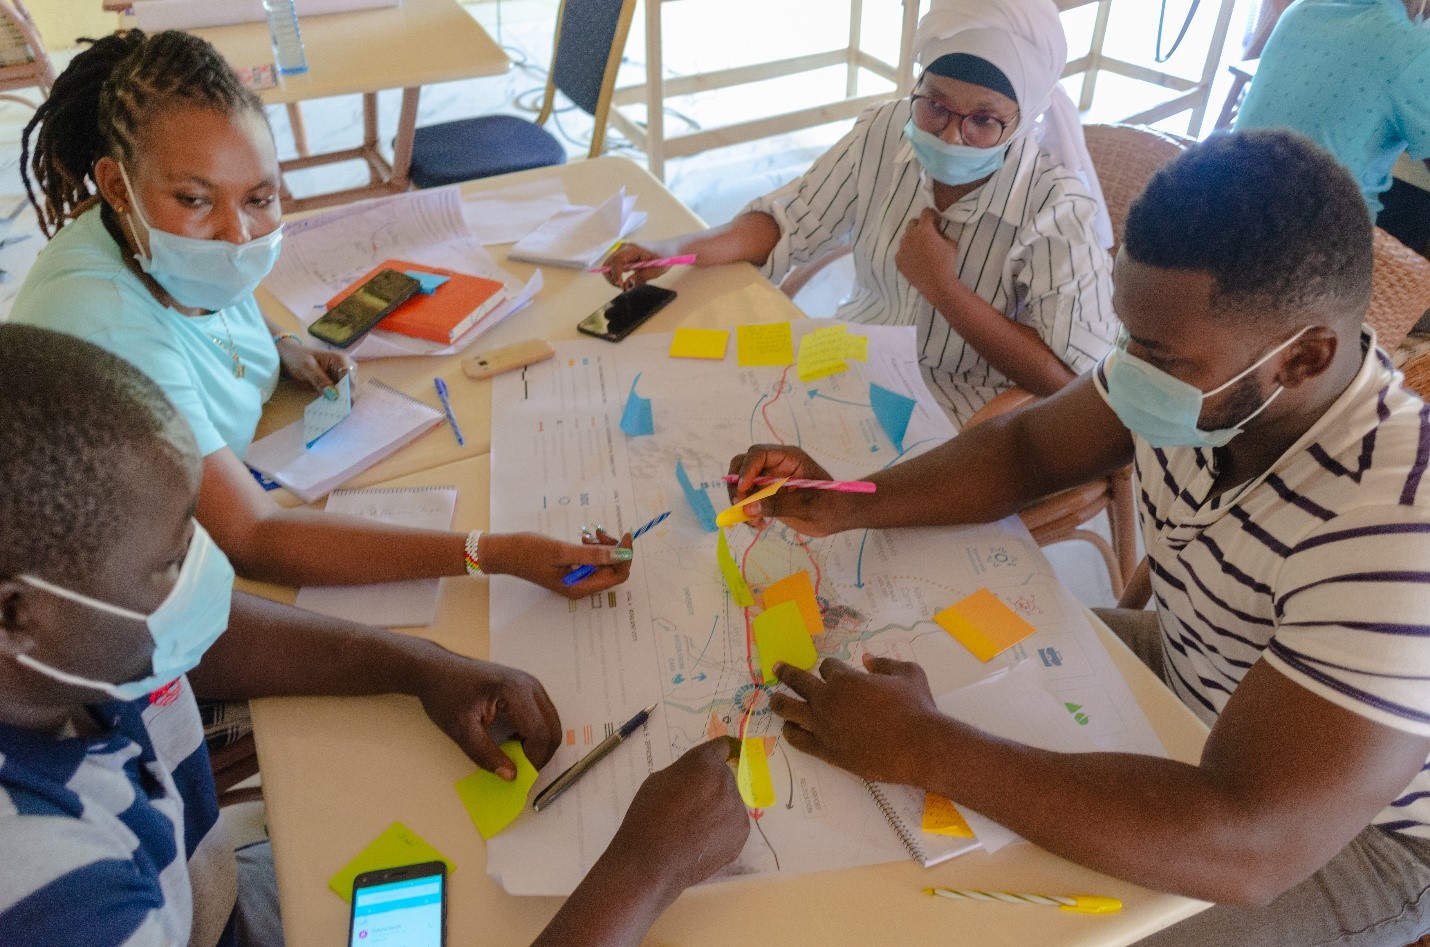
[309,269,422,348]
[576,284,677,342]
[348,860,446,947]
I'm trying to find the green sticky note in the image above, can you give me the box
[717,529,755,607]
[453,740,540,839]
[327,821,454,903]
[754,600,818,683]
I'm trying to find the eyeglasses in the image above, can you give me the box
[910,94,1015,149]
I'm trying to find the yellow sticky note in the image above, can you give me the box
[762,570,823,636]
[921,792,975,837]
[453,740,540,839]
[715,477,788,528]
[796,324,851,383]
[737,736,776,808]
[669,327,730,360]
[842,333,868,362]
[933,588,1036,662]
[328,822,454,903]
[716,529,755,607]
[754,600,818,683]
[736,322,795,367]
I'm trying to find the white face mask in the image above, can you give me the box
[14,523,234,702]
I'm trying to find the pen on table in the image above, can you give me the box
[532,703,657,812]
[562,511,670,586]
[720,475,877,493]
[923,888,1122,914]
[432,376,464,446]
[587,254,696,274]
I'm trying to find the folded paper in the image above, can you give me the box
[715,477,788,528]
[754,600,818,683]
[302,372,353,447]
[454,740,540,839]
[934,588,1036,662]
[676,460,719,532]
[870,383,916,452]
[620,373,654,436]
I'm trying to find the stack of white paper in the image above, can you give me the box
[461,178,574,245]
[295,486,458,627]
[244,380,441,503]
[507,188,647,269]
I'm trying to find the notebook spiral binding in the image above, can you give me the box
[329,485,459,497]
[369,378,438,409]
[866,780,926,863]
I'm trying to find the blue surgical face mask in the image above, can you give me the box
[1098,326,1310,449]
[904,119,1008,185]
[15,522,234,702]
[118,163,282,312]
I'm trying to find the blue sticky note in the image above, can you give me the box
[676,460,719,533]
[620,373,654,436]
[405,270,449,295]
[870,383,915,452]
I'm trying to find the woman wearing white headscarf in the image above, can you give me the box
[606,0,1117,428]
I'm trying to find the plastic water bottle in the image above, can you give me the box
[263,0,308,76]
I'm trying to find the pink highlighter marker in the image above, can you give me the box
[588,254,697,274]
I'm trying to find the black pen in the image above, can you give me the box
[532,703,657,812]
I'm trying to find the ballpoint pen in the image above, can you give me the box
[720,475,876,493]
[433,376,464,446]
[923,888,1122,914]
[532,703,657,812]
[561,511,670,586]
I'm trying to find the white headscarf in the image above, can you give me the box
[914,0,1114,247]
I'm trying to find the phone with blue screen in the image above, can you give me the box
[348,861,446,947]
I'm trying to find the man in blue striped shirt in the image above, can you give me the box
[0,326,750,946]
[730,129,1430,945]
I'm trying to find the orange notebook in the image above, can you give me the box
[329,260,506,345]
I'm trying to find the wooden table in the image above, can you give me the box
[185,0,509,211]
[245,157,1211,945]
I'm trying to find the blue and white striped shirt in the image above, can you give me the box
[0,676,238,945]
[1100,329,1430,837]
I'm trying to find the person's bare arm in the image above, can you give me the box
[602,212,783,289]
[772,656,1430,905]
[728,374,1134,536]
[198,448,632,594]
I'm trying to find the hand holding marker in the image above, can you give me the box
[561,511,671,586]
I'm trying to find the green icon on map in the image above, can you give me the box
[1064,702,1090,726]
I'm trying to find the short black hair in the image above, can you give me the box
[0,325,197,580]
[1122,129,1373,325]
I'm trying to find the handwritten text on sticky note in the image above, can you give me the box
[934,588,1036,662]
[453,740,540,839]
[736,322,795,367]
[737,736,776,809]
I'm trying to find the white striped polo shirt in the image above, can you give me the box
[1099,330,1430,837]
[746,97,1116,427]
[0,675,238,945]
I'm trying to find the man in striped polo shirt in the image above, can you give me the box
[729,129,1430,945]
[0,327,750,946]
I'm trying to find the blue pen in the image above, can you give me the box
[433,377,464,446]
[562,511,671,586]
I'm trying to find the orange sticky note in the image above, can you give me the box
[737,736,775,808]
[736,322,795,367]
[762,570,823,635]
[933,588,1036,662]
[669,327,729,360]
[715,477,788,528]
[754,600,818,683]
[921,792,975,837]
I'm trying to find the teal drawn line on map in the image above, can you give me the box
[806,388,869,408]
[690,614,721,669]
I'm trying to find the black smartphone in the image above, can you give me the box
[348,860,447,947]
[577,284,677,342]
[309,269,422,348]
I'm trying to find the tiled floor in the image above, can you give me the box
[0,0,1266,607]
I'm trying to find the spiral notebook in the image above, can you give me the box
[294,486,458,627]
[865,781,981,868]
[245,380,441,503]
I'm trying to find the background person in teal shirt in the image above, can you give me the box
[1234,0,1430,221]
[12,30,634,599]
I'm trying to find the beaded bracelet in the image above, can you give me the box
[272,332,303,346]
[464,530,483,576]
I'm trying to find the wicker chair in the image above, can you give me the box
[0,0,54,108]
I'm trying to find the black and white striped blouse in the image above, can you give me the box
[746,98,1116,427]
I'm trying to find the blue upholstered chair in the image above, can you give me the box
[408,0,637,188]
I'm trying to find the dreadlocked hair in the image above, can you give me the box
[21,29,264,238]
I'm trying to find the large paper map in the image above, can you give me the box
[487,324,1162,895]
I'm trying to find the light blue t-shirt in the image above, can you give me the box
[1234,0,1430,214]
[10,206,280,458]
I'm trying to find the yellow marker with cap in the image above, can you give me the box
[923,888,1122,914]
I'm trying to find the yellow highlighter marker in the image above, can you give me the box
[924,888,1122,915]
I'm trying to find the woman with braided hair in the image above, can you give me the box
[12,30,636,598]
